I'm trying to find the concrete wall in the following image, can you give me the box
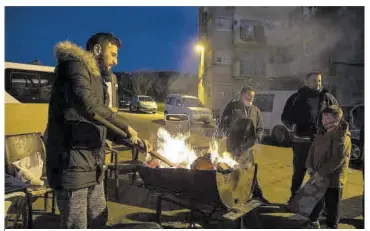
[199,6,364,111]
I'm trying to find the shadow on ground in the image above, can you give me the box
[340,218,364,229]
[108,222,162,229]
[341,195,364,219]
[126,211,188,224]
[33,214,60,229]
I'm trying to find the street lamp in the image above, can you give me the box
[195,44,205,53]
[195,44,205,105]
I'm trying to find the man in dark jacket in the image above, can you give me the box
[46,33,143,228]
[217,87,270,204]
[281,72,338,203]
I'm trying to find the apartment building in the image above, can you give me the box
[267,6,364,105]
[198,6,364,112]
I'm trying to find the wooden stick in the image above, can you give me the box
[93,114,176,167]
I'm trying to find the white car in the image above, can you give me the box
[164,94,213,124]
[129,95,157,114]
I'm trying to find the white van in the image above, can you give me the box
[253,90,296,145]
[164,94,213,124]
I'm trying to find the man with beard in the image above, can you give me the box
[46,33,149,228]
[281,72,338,203]
[217,87,270,205]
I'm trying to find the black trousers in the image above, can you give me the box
[310,188,343,228]
[290,141,312,199]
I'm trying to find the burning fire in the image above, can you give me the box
[208,141,238,168]
[146,128,238,169]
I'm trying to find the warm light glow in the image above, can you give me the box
[208,140,238,168]
[156,127,197,168]
[195,44,205,53]
[147,128,239,169]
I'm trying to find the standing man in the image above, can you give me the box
[281,72,338,203]
[46,33,141,228]
[218,87,270,204]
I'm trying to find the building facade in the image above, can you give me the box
[198,6,364,112]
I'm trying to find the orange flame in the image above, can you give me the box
[147,128,238,169]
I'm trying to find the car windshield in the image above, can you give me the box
[182,97,203,107]
[139,96,154,102]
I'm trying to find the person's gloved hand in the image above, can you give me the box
[127,126,138,144]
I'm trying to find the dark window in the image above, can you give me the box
[166,97,175,105]
[175,99,182,107]
[5,68,55,103]
[240,21,266,43]
[254,94,275,112]
[182,98,203,107]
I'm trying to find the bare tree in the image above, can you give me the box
[131,73,153,95]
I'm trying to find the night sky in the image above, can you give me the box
[5,6,199,74]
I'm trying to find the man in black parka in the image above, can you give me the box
[46,33,145,228]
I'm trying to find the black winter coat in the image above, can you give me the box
[281,86,338,138]
[46,41,129,190]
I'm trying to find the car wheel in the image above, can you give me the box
[350,143,362,162]
[271,125,289,146]
[129,106,133,112]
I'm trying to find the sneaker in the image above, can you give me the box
[305,221,321,229]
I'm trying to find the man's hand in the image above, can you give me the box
[127,126,138,144]
[141,139,153,153]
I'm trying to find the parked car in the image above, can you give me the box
[164,94,213,125]
[119,97,131,109]
[342,104,364,162]
[129,95,157,114]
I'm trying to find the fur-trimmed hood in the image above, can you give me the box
[54,41,101,77]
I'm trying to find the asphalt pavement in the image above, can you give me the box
[29,110,364,229]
